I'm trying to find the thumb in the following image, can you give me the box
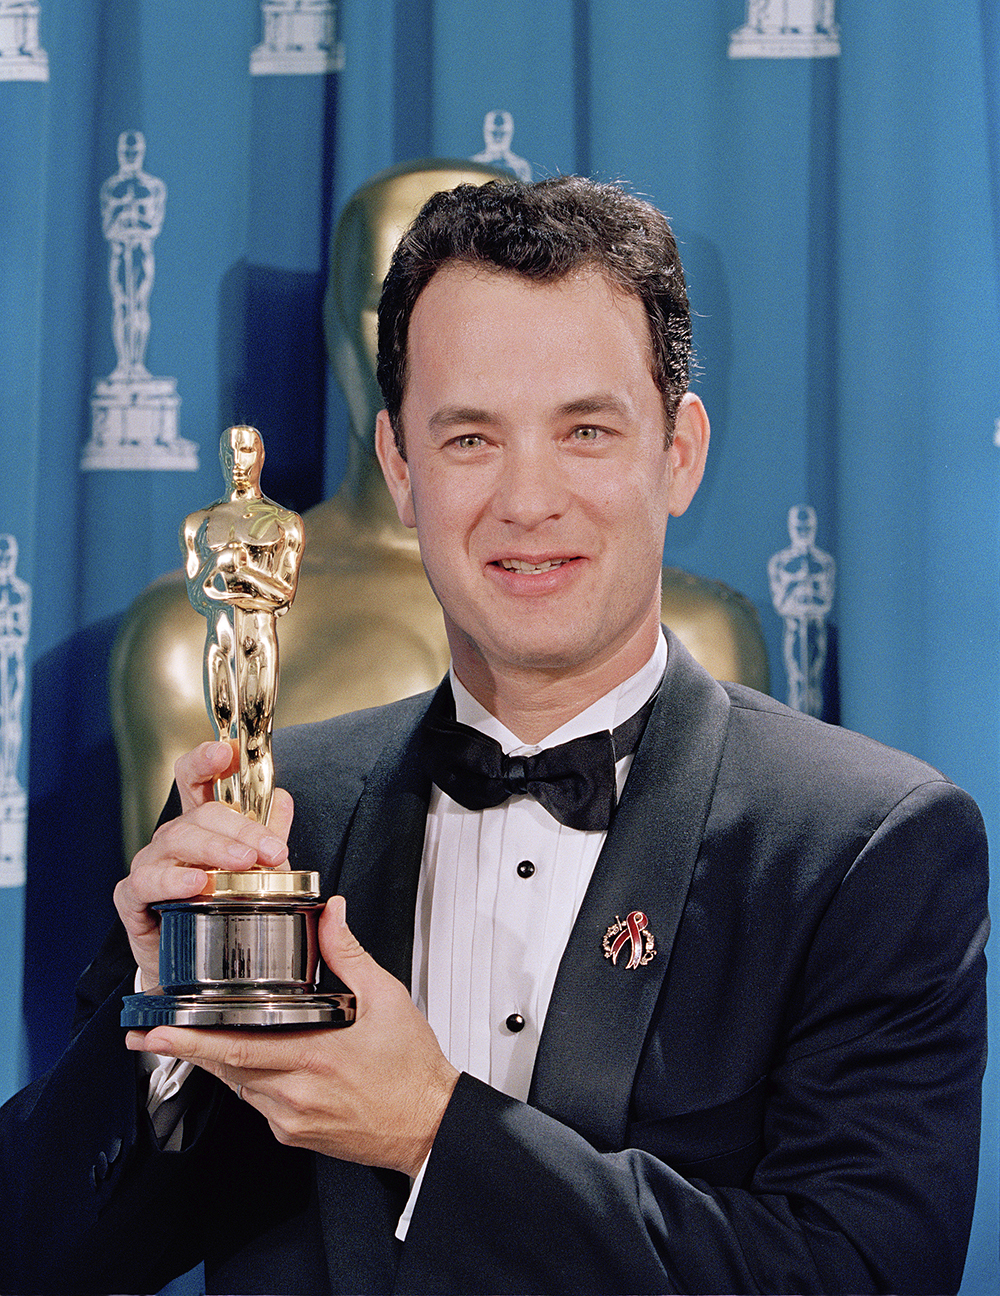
[319,896,386,1007]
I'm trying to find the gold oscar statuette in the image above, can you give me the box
[121,427,355,1027]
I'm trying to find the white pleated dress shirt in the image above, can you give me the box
[397,633,666,1237]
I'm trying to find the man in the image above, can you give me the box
[1,177,988,1295]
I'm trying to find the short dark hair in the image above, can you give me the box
[376,176,692,452]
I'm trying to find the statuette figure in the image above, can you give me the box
[182,426,304,822]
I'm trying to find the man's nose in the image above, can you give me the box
[492,441,569,527]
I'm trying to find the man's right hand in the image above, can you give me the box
[113,741,294,991]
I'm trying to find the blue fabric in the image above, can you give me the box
[1,3,996,1289]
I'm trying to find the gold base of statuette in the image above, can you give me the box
[197,867,322,898]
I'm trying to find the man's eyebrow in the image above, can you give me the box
[427,406,498,433]
[426,394,632,434]
[556,394,631,419]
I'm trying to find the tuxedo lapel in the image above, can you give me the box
[313,688,439,1294]
[528,632,732,1151]
[328,687,442,987]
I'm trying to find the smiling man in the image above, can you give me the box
[376,261,707,734]
[1,178,988,1296]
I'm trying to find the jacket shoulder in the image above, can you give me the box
[272,690,437,869]
[275,688,437,781]
[719,681,980,824]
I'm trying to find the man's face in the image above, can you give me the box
[376,264,707,697]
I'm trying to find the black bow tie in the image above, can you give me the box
[418,690,656,831]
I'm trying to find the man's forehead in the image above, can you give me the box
[405,262,657,392]
[408,262,652,352]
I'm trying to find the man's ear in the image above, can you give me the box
[375,410,416,528]
[667,393,710,518]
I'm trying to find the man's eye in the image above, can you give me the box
[455,434,484,450]
[572,426,602,441]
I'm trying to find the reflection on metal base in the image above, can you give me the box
[120,868,356,1030]
[121,987,355,1029]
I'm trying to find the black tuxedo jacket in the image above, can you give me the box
[0,634,988,1295]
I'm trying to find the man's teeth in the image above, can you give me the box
[500,558,566,573]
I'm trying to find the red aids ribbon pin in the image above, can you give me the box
[602,911,656,969]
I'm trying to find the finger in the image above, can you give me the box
[175,741,239,814]
[266,788,294,843]
[126,1024,306,1086]
[141,801,291,875]
[115,859,210,927]
[318,897,392,1013]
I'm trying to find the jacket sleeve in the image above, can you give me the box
[0,942,310,1295]
[1,972,203,1295]
[396,782,989,1295]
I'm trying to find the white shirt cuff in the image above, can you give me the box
[134,968,194,1150]
[395,1151,432,1241]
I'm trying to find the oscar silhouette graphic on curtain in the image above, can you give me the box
[83,132,196,471]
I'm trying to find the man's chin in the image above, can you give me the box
[445,603,660,688]
[462,631,616,680]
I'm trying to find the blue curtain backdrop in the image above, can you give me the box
[1,2,996,1290]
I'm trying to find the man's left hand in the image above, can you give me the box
[125,896,459,1177]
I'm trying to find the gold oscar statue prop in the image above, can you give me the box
[121,427,355,1028]
[111,160,770,866]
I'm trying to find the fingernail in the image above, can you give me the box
[225,843,255,862]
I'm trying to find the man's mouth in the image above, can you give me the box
[499,558,569,574]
